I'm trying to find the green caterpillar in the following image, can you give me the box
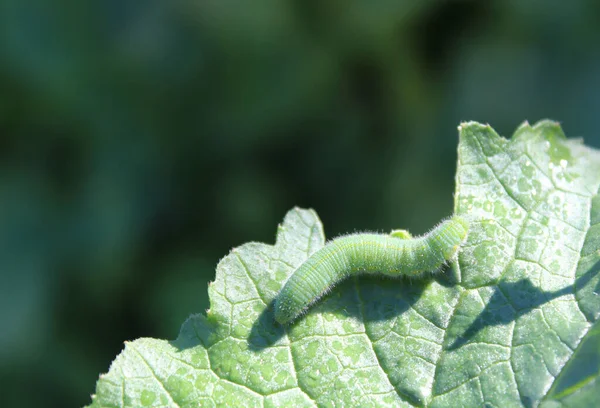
[274,216,469,325]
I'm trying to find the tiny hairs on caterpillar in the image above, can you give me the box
[274,216,469,325]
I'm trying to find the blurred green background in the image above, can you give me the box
[1,1,600,406]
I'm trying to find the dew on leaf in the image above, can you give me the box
[195,372,214,390]
[344,344,364,364]
[509,207,524,219]
[275,270,287,282]
[274,370,291,387]
[233,323,248,338]
[304,370,321,389]
[267,280,280,291]
[523,160,535,177]
[275,349,288,362]
[167,375,193,400]
[140,390,156,406]
[493,202,507,218]
[260,363,275,380]
[306,341,319,358]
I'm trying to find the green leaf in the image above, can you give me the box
[88,121,600,407]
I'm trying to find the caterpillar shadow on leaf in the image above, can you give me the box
[247,271,457,351]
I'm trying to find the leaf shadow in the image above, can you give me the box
[248,267,458,351]
[247,298,287,351]
[448,261,600,351]
[329,268,458,321]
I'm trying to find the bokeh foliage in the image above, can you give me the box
[1,1,600,406]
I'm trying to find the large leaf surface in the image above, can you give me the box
[89,121,600,407]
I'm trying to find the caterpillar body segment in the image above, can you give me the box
[274,216,469,324]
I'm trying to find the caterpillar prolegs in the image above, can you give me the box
[274,216,469,324]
